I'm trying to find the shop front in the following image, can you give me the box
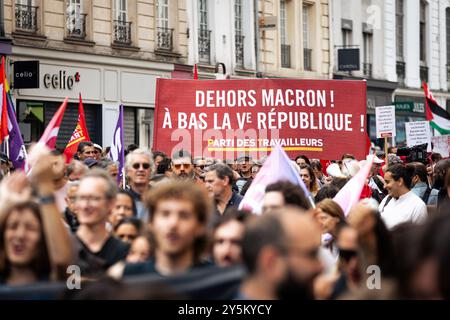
[10,47,172,151]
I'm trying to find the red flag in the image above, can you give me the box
[193,64,198,80]
[63,93,90,162]
[0,57,9,144]
[38,97,69,149]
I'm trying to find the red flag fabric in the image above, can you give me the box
[63,93,90,162]
[38,97,69,149]
[0,57,9,144]
[193,64,198,80]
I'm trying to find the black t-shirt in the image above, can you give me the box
[77,235,130,270]
[123,257,214,277]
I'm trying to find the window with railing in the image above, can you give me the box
[363,30,373,77]
[396,61,405,86]
[157,27,173,51]
[66,0,86,39]
[15,3,38,33]
[198,29,211,63]
[280,0,290,68]
[113,20,131,44]
[420,65,429,83]
[156,0,172,50]
[303,4,312,71]
[198,0,210,63]
[420,0,427,64]
[447,65,450,88]
[304,48,312,71]
[113,0,131,44]
[235,0,244,67]
[281,44,291,69]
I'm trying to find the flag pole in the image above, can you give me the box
[5,136,9,175]
[122,167,126,189]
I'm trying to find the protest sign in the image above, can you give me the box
[405,121,431,148]
[431,135,450,157]
[153,78,367,160]
[376,105,396,138]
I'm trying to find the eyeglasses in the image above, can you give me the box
[338,248,358,262]
[195,165,206,170]
[75,195,106,204]
[174,163,192,170]
[132,162,151,170]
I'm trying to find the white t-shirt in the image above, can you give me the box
[379,191,428,230]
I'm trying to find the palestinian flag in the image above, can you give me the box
[423,82,450,135]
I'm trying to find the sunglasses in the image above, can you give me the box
[195,165,206,169]
[132,162,151,170]
[174,163,192,170]
[338,248,358,262]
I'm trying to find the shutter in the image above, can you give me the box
[44,101,102,149]
[123,106,136,147]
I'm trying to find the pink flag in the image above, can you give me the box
[239,144,313,214]
[38,97,68,149]
[333,155,375,216]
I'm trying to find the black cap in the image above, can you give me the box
[84,158,98,168]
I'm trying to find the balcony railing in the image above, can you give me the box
[66,13,87,39]
[304,48,312,71]
[281,44,291,68]
[235,34,244,68]
[363,62,372,77]
[198,29,211,64]
[420,65,429,84]
[156,27,173,51]
[113,20,132,45]
[396,61,405,86]
[15,4,38,33]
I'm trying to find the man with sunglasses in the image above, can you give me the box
[172,149,195,180]
[125,149,153,222]
[329,224,360,299]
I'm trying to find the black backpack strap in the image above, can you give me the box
[380,196,393,213]
[421,187,432,204]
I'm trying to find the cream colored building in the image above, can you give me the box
[3,0,190,149]
[257,0,331,79]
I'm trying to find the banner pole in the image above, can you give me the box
[122,167,126,189]
[384,137,388,163]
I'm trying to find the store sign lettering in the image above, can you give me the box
[43,71,80,90]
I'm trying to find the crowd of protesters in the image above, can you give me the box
[0,140,449,300]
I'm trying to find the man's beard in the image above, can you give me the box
[177,172,194,179]
[276,268,315,300]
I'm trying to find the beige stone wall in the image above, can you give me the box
[4,0,188,64]
[258,0,330,79]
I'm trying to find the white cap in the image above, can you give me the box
[93,143,103,151]
[367,154,384,164]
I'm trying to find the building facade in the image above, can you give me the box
[332,0,450,146]
[3,0,190,149]
[256,0,331,79]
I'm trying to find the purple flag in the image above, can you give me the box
[109,105,124,184]
[239,144,314,214]
[6,94,27,170]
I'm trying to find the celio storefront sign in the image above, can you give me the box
[43,70,81,90]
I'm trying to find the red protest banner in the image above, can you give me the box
[153,78,367,160]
